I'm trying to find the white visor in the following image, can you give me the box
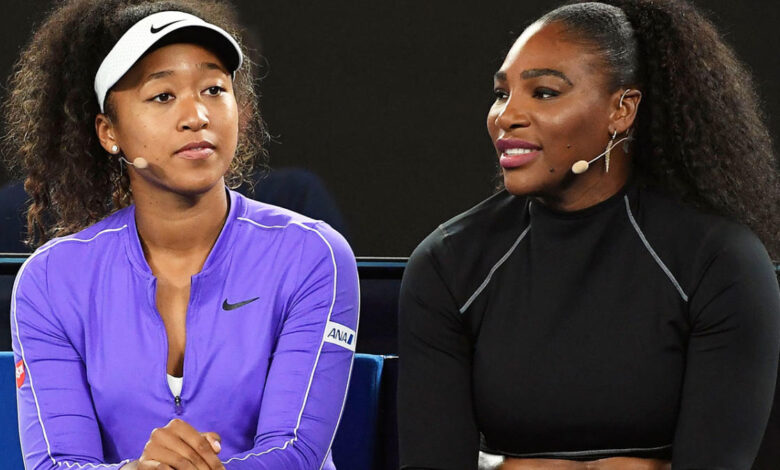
[94,11,243,112]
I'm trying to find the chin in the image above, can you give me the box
[163,172,225,197]
[171,161,230,192]
[502,164,573,198]
[180,180,224,196]
[502,169,543,196]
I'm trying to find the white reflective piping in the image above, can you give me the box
[12,225,131,469]
[624,196,688,302]
[319,260,360,470]
[57,463,131,469]
[226,218,353,468]
[459,224,531,314]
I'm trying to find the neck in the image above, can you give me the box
[535,149,631,212]
[132,182,229,262]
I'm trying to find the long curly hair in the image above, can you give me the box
[2,0,268,248]
[535,0,779,258]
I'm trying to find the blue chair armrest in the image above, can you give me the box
[1,351,24,469]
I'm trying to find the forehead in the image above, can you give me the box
[499,21,602,80]
[116,42,228,89]
[136,43,227,74]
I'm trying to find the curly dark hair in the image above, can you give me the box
[1,0,268,248]
[532,0,779,258]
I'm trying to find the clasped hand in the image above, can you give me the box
[122,418,224,470]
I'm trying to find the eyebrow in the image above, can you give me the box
[494,68,574,86]
[144,70,174,83]
[143,62,228,84]
[196,62,229,75]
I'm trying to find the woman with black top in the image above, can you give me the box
[398,1,780,469]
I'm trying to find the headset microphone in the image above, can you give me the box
[571,136,630,174]
[119,156,149,169]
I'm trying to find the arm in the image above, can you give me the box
[672,229,780,469]
[222,222,359,470]
[12,250,131,470]
[398,232,480,470]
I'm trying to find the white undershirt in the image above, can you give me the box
[166,374,183,397]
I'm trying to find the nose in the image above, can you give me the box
[494,95,531,131]
[178,95,209,131]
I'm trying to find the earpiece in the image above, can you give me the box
[619,89,632,108]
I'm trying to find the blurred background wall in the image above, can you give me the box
[1,0,777,256]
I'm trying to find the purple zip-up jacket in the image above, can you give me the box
[11,189,360,470]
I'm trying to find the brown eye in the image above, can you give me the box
[205,86,225,96]
[533,88,559,99]
[494,89,509,101]
[152,93,173,103]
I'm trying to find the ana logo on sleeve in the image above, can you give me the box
[323,321,356,351]
[15,360,25,389]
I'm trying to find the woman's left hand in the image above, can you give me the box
[138,418,223,470]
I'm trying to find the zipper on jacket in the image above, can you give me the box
[151,273,200,417]
[174,395,183,415]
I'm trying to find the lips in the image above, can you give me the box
[175,140,215,160]
[496,138,542,169]
[496,138,541,152]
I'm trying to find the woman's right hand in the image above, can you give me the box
[130,418,224,470]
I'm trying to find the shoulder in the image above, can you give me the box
[636,187,765,258]
[414,189,526,258]
[235,193,354,262]
[688,216,774,296]
[406,190,528,294]
[14,208,131,305]
[19,208,131,278]
[634,187,774,295]
[438,189,526,240]
[43,207,130,252]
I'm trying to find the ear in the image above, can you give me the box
[608,88,642,134]
[95,113,119,155]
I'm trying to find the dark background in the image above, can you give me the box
[1,0,777,256]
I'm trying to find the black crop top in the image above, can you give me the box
[398,184,780,470]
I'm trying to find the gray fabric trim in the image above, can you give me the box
[489,443,672,459]
[624,196,689,302]
[459,224,531,314]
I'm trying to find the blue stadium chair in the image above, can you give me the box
[1,351,24,469]
[374,355,399,470]
[354,259,405,355]
[332,353,385,470]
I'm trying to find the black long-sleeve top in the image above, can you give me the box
[398,184,780,470]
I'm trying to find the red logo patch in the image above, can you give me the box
[15,360,25,389]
